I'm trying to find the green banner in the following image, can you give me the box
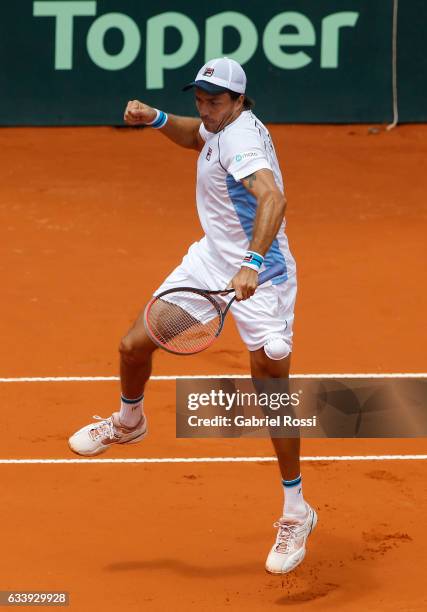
[0,1,425,125]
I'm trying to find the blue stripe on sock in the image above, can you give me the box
[283,475,302,488]
[121,394,144,404]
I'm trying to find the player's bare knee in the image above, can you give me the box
[119,336,135,362]
[119,335,148,364]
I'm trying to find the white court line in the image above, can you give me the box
[0,373,426,382]
[0,455,426,465]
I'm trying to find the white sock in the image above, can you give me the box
[119,393,144,428]
[283,475,306,518]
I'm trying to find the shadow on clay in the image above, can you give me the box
[104,558,260,577]
[104,522,380,605]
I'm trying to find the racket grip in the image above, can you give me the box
[258,263,286,286]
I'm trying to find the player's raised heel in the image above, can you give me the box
[265,502,317,575]
[68,412,147,457]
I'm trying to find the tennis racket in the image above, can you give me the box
[143,263,285,355]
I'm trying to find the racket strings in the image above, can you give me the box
[146,292,221,353]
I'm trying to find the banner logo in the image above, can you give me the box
[32,3,359,87]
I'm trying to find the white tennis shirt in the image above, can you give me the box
[194,110,295,285]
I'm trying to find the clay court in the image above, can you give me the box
[0,124,426,610]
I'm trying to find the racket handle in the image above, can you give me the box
[258,263,286,286]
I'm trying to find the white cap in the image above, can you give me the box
[183,57,247,95]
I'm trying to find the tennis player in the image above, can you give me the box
[68,57,317,574]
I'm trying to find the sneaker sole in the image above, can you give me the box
[265,550,307,575]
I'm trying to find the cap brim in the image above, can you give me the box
[182,80,231,94]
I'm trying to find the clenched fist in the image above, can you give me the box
[124,100,157,126]
[228,267,259,301]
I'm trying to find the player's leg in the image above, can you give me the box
[119,309,158,403]
[68,252,201,456]
[250,347,317,575]
[67,313,155,457]
[234,286,306,509]
[232,278,317,574]
[249,349,300,482]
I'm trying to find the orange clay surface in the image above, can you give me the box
[0,124,426,611]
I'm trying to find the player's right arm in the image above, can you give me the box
[124,100,204,151]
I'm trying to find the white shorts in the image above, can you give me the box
[153,242,297,352]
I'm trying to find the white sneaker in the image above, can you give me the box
[265,503,317,574]
[68,412,147,456]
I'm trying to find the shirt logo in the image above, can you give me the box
[206,146,212,161]
[235,151,258,162]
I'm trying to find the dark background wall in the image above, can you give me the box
[0,1,425,125]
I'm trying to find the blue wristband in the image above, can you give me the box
[146,109,168,129]
[241,250,264,272]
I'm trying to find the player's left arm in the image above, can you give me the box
[230,168,286,300]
